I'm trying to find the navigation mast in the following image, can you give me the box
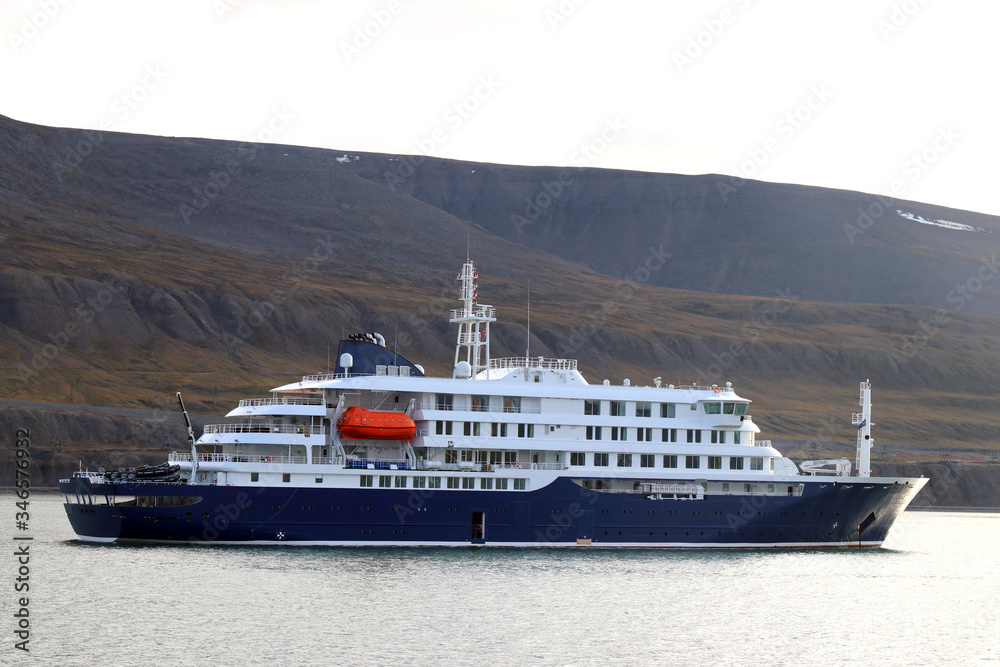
[853,380,873,477]
[450,261,496,380]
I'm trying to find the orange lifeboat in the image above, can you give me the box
[337,407,416,441]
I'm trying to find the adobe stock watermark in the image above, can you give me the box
[672,0,754,73]
[512,116,628,234]
[14,271,134,385]
[223,231,338,346]
[545,0,589,31]
[877,0,930,40]
[888,255,999,371]
[716,84,833,202]
[7,0,71,53]
[340,1,403,63]
[381,75,501,190]
[213,0,246,20]
[52,65,168,182]
[689,288,799,385]
[843,126,959,244]
[178,107,294,224]
[556,244,672,357]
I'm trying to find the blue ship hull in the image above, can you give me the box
[60,476,921,547]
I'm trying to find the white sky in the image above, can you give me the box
[3,0,998,216]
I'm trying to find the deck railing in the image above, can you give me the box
[237,397,324,408]
[418,403,542,414]
[169,452,340,466]
[489,357,578,370]
[202,423,326,436]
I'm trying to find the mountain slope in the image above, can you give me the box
[336,153,1000,315]
[2,114,1000,450]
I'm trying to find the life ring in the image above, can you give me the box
[713,386,721,394]
[512,461,520,468]
[266,455,274,462]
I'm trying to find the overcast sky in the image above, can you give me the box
[3,0,998,216]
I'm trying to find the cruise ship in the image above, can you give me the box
[61,262,927,547]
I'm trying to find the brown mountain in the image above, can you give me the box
[2,113,1000,457]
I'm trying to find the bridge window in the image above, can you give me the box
[704,402,721,414]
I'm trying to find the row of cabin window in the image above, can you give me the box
[584,400,747,417]
[444,450,519,465]
[431,396,748,417]
[359,475,527,490]
[587,426,744,444]
[434,395,521,412]
[436,422,538,437]
[569,452,771,470]
[437,422,750,446]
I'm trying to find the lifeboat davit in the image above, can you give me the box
[337,407,416,441]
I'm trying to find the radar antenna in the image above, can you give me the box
[449,261,496,380]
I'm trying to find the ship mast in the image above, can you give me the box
[449,261,496,379]
[853,379,873,477]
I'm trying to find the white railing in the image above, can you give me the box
[169,452,341,466]
[491,462,563,471]
[489,357,577,370]
[418,403,542,414]
[238,397,324,408]
[755,439,772,448]
[202,423,326,436]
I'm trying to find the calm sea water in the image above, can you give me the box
[3,494,998,666]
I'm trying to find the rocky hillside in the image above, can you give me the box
[338,154,1000,315]
[2,114,1000,455]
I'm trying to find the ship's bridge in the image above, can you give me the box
[479,356,588,385]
